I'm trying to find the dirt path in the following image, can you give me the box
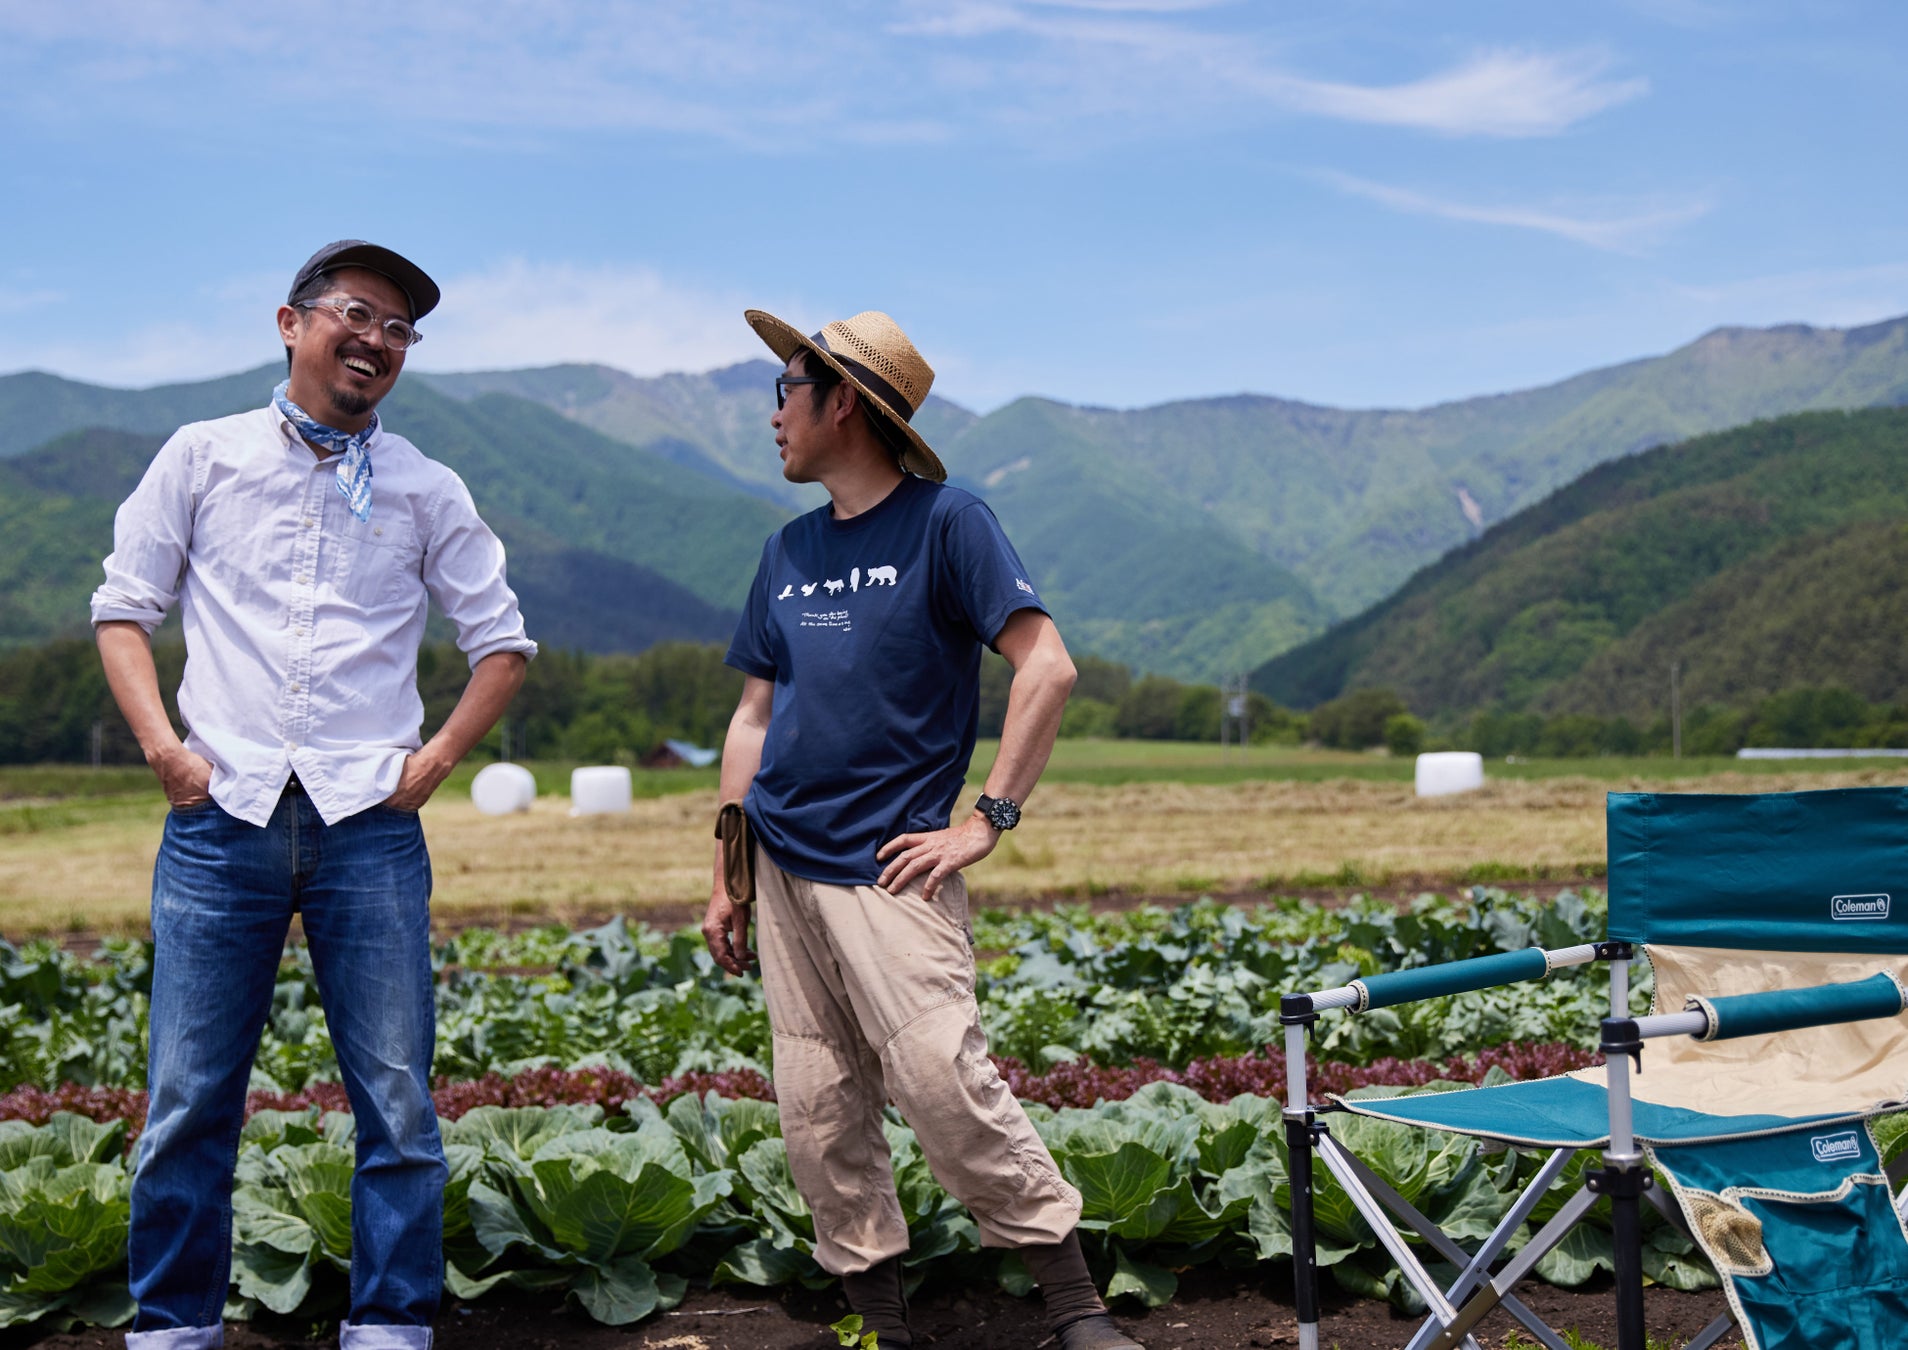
[12,1269,1742,1350]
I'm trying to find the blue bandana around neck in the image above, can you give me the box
[273,379,378,522]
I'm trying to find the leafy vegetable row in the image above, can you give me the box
[0,891,1644,1094]
[0,1078,1722,1335]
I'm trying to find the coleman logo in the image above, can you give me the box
[1831,894,1891,921]
[1811,1130,1862,1163]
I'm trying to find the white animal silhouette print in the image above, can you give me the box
[800,582,818,596]
[776,584,794,600]
[850,567,861,593]
[866,565,898,586]
[824,578,845,596]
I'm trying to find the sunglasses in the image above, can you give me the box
[775,375,829,409]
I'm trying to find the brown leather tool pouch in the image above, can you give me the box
[714,800,756,905]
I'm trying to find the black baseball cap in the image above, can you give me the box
[289,240,441,321]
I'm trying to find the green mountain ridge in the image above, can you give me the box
[7,312,1908,681]
[419,360,979,513]
[0,388,766,654]
[1251,407,1908,720]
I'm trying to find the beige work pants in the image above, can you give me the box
[753,846,1082,1275]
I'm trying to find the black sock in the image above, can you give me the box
[841,1255,913,1346]
[1019,1230,1107,1332]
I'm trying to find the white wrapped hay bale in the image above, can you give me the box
[1415,751,1485,798]
[570,765,633,816]
[470,762,537,815]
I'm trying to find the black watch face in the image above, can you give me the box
[983,795,1021,830]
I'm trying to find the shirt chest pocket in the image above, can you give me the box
[326,513,423,610]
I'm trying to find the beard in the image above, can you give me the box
[327,383,373,418]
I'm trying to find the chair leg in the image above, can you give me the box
[1597,1160,1650,1350]
[1684,1311,1736,1350]
[1287,1109,1321,1350]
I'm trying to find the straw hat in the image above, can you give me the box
[745,309,946,482]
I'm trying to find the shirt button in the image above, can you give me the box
[373,526,384,536]
[294,625,307,636]
[304,518,315,528]
[289,682,302,693]
[296,574,310,585]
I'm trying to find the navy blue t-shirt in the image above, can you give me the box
[725,475,1046,885]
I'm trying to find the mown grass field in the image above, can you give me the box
[3,742,1903,936]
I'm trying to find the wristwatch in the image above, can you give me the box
[975,793,1022,831]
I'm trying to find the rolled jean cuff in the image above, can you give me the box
[340,1325,433,1349]
[126,1328,222,1349]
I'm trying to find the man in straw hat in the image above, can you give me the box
[702,309,1143,1349]
[93,240,536,1347]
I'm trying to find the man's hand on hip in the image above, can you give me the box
[382,749,453,812]
[702,887,756,977]
[151,741,214,809]
[876,815,998,903]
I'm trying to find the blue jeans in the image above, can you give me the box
[128,787,445,1349]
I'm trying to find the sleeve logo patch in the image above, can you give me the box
[1831,894,1891,921]
[1810,1129,1862,1163]
[1015,578,1035,595]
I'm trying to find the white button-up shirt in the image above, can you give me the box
[91,403,537,826]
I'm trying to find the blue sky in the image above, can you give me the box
[3,1,1904,413]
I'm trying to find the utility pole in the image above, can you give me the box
[1671,661,1682,760]
[1221,674,1249,755]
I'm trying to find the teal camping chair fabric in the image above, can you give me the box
[1280,786,1908,1350]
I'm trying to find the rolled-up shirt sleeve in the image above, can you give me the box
[90,429,198,633]
[421,471,538,669]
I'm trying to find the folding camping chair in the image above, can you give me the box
[1280,786,1908,1350]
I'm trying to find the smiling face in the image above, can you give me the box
[276,266,411,433]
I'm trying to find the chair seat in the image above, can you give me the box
[1331,1075,1877,1148]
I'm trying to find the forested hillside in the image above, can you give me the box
[1253,407,1908,720]
[7,312,1908,680]
[0,383,775,651]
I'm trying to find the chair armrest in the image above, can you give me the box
[1686,971,1906,1042]
[1353,948,1552,1012]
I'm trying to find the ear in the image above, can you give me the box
[276,304,304,348]
[831,382,859,430]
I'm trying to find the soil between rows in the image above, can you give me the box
[13,1269,1741,1350]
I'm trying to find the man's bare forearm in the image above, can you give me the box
[982,615,1076,809]
[96,621,184,759]
[420,652,527,771]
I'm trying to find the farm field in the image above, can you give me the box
[1,745,1890,1347]
[2,894,1774,1347]
[2,743,1903,937]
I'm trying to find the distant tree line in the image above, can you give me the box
[0,639,1308,767]
[13,633,1904,769]
[1304,683,1908,759]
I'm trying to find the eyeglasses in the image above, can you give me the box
[298,296,423,350]
[775,375,828,409]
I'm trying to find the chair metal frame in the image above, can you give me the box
[1280,941,1901,1350]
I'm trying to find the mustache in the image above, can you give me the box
[336,341,388,374]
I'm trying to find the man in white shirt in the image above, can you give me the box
[92,240,535,1349]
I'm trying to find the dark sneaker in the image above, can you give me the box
[1055,1313,1145,1349]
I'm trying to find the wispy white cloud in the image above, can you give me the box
[0,259,785,389]
[1665,260,1908,328]
[412,260,779,378]
[1318,170,1712,252]
[0,287,64,314]
[893,3,1646,137]
[1260,50,1648,138]
[4,2,1644,147]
